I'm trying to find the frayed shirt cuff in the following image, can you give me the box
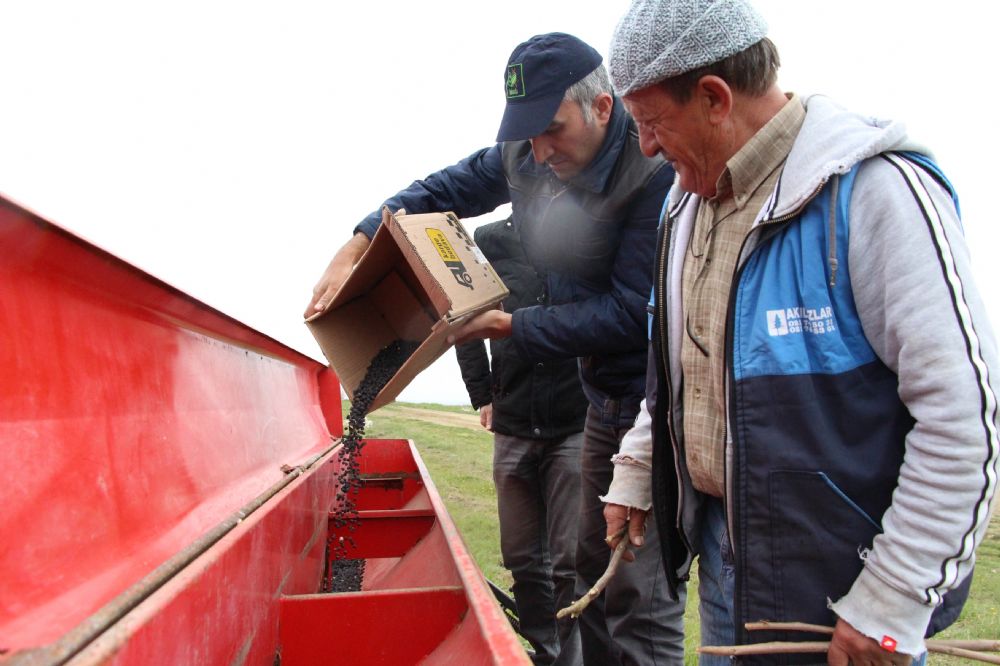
[600,459,652,511]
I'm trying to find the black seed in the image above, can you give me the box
[323,339,420,594]
[323,558,366,594]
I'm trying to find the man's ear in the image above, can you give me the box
[696,75,733,125]
[592,92,614,126]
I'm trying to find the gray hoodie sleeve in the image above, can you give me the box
[830,154,1000,654]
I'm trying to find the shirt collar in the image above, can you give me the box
[713,93,805,209]
[517,96,630,193]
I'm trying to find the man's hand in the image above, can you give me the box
[479,403,493,431]
[827,618,913,666]
[447,310,512,345]
[604,503,647,563]
[303,232,371,318]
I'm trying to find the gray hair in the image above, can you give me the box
[563,64,612,123]
[659,37,780,104]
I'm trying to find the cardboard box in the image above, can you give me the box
[306,207,508,413]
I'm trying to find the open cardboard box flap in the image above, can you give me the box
[306,207,507,412]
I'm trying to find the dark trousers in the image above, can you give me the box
[574,406,686,666]
[495,431,584,665]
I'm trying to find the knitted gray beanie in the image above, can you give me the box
[610,0,768,97]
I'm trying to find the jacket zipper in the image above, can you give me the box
[536,182,569,274]
[726,179,826,643]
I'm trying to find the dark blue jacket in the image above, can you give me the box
[455,218,587,439]
[357,99,673,426]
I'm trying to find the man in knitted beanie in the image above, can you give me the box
[601,1,998,665]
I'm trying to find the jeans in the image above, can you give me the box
[698,497,736,666]
[495,431,584,666]
[698,497,928,666]
[575,406,686,666]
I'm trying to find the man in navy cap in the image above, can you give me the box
[306,33,684,666]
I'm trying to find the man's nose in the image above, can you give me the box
[637,126,660,159]
[529,136,553,164]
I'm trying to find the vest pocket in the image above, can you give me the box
[767,470,880,625]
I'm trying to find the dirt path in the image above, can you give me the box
[382,405,484,431]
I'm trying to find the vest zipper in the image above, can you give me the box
[725,178,827,644]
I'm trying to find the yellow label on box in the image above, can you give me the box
[425,228,473,290]
[426,229,460,262]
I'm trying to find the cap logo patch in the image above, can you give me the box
[506,64,525,99]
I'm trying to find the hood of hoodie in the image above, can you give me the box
[765,94,931,220]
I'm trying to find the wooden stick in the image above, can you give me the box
[744,621,833,635]
[744,621,1000,653]
[930,646,1000,664]
[702,641,1000,664]
[931,640,1000,652]
[704,634,1000,664]
[556,528,628,619]
[699,641,829,656]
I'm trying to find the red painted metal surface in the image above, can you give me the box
[0,193,527,665]
[281,439,529,665]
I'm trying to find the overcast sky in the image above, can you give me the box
[2,1,996,406]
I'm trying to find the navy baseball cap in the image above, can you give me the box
[496,33,603,142]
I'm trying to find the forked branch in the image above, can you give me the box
[556,528,628,619]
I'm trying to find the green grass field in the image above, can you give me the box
[360,401,999,664]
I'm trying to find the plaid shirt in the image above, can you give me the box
[680,95,805,497]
